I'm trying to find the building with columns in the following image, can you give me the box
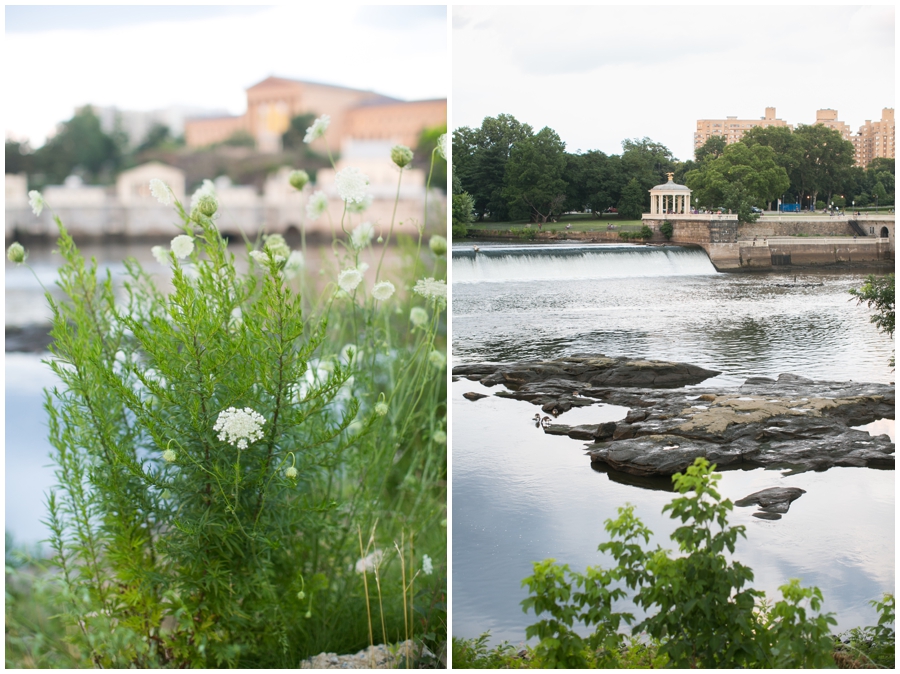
[184,76,446,154]
[647,173,692,216]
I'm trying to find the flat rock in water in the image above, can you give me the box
[735,486,807,520]
[463,391,488,401]
[458,357,894,476]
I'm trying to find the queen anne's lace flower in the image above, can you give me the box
[374,401,389,417]
[429,235,447,256]
[334,167,370,204]
[28,190,45,216]
[422,554,434,575]
[264,234,290,259]
[338,268,363,292]
[190,179,216,211]
[429,350,446,369]
[162,449,177,463]
[346,193,372,214]
[285,466,298,479]
[214,406,266,450]
[7,242,26,263]
[170,235,194,259]
[249,250,268,265]
[149,179,173,205]
[306,191,329,221]
[283,250,304,279]
[151,245,168,265]
[436,133,447,160]
[350,221,374,249]
[391,144,413,168]
[304,114,330,143]
[410,306,428,327]
[355,549,384,574]
[289,169,309,190]
[413,277,447,307]
[432,429,447,445]
[372,281,395,301]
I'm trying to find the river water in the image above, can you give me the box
[451,241,894,641]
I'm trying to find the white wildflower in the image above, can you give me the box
[350,222,374,249]
[151,245,169,265]
[429,350,446,369]
[306,191,329,221]
[190,179,216,211]
[304,114,330,143]
[162,449,177,463]
[334,167,370,204]
[28,190,45,216]
[432,429,447,445]
[355,549,384,574]
[7,242,27,264]
[170,235,194,259]
[372,281,395,301]
[264,233,290,259]
[338,268,363,292]
[357,262,369,274]
[347,193,372,214]
[285,466,298,479]
[436,133,447,160]
[213,406,266,450]
[250,250,268,265]
[422,554,434,576]
[374,401,389,417]
[413,277,447,307]
[283,250,304,279]
[149,179,172,205]
[410,306,428,327]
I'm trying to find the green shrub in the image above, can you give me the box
[11,132,447,667]
[520,458,839,669]
[639,224,653,239]
[659,221,673,240]
[452,633,526,669]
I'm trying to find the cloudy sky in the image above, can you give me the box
[453,4,895,161]
[5,4,448,147]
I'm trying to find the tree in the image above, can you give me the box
[850,274,895,365]
[685,142,790,218]
[617,177,646,220]
[32,107,125,185]
[790,124,856,209]
[281,113,317,150]
[564,150,624,216]
[415,123,448,192]
[620,137,676,192]
[503,126,568,224]
[135,124,181,154]
[5,140,34,175]
[695,135,727,162]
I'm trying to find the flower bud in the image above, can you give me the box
[264,234,291,260]
[285,466,298,479]
[289,170,310,191]
[163,449,177,463]
[429,235,447,257]
[391,144,413,168]
[375,401,389,417]
[197,193,218,217]
[7,242,27,264]
[297,590,306,600]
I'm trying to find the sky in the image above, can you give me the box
[5,4,448,147]
[452,4,895,162]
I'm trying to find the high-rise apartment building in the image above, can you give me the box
[852,108,895,168]
[695,107,895,167]
[694,107,791,150]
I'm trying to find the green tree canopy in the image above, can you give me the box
[695,135,727,162]
[503,127,568,223]
[32,107,125,186]
[415,123,447,192]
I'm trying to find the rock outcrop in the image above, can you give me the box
[453,356,894,476]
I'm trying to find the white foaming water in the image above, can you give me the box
[452,245,717,283]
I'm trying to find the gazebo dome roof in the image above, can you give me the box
[651,177,691,192]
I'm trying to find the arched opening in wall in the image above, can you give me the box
[880,227,889,238]
[284,224,301,246]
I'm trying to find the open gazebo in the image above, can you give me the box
[648,173,692,215]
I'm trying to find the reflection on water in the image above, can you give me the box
[452,242,894,643]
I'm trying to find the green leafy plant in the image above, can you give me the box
[659,221,673,240]
[520,458,840,669]
[834,594,895,668]
[9,123,447,667]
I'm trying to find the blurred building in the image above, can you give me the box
[184,76,446,153]
[90,105,231,147]
[694,107,791,149]
[813,109,851,141]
